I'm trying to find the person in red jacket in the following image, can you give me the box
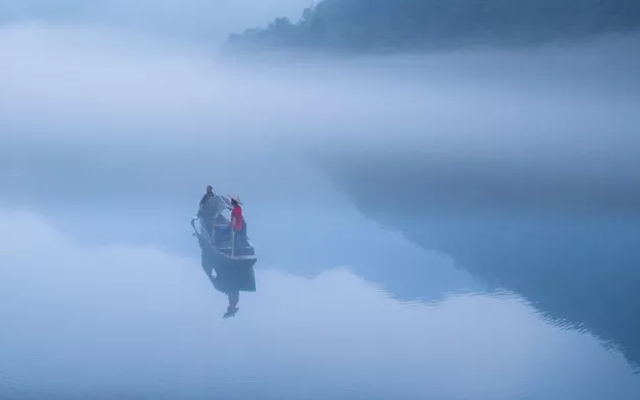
[230,195,247,250]
[230,196,243,232]
[216,195,246,253]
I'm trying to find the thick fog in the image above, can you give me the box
[0,0,309,43]
[1,21,639,209]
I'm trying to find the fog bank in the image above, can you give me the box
[1,24,639,210]
[0,0,309,44]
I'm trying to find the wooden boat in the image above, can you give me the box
[191,199,257,268]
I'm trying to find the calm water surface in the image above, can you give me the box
[1,148,639,400]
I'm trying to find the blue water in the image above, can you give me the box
[1,147,639,400]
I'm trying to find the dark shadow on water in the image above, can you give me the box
[196,234,257,319]
[318,155,640,373]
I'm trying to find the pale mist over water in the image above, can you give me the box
[1,8,640,400]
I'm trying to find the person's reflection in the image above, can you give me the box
[198,237,256,318]
[211,270,241,318]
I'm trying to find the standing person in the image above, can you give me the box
[198,185,216,235]
[230,195,245,249]
[216,195,246,252]
[199,185,214,209]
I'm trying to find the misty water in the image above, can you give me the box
[2,25,640,400]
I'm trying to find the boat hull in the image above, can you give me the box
[191,216,257,269]
[196,232,257,269]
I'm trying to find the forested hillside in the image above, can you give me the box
[226,0,640,53]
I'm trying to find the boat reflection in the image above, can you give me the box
[196,232,256,318]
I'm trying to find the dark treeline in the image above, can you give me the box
[226,0,640,53]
